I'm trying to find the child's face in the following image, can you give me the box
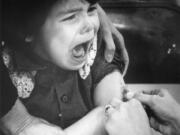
[36,0,100,70]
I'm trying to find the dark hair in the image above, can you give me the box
[2,0,99,42]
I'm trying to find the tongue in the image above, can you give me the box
[72,45,85,58]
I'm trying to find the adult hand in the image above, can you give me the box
[105,98,152,135]
[132,89,180,135]
[0,99,65,135]
[97,5,129,76]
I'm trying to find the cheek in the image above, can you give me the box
[57,23,79,44]
[46,25,74,49]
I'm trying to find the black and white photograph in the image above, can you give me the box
[1,0,180,135]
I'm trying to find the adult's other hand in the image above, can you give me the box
[97,5,129,76]
[105,98,152,135]
[134,89,180,135]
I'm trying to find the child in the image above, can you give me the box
[1,0,126,134]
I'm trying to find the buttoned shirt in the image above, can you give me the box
[1,40,123,128]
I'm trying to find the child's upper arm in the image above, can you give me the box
[93,70,125,106]
[91,31,126,106]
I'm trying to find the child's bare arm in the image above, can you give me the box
[93,70,125,106]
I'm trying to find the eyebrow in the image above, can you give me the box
[56,7,83,18]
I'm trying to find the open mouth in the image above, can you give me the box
[72,39,93,59]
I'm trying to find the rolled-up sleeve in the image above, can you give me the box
[91,41,124,88]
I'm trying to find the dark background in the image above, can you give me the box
[100,0,180,83]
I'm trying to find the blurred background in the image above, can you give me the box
[100,0,180,83]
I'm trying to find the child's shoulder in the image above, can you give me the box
[2,45,48,71]
[2,47,38,98]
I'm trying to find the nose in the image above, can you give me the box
[80,16,93,35]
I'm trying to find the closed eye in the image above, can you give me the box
[62,14,76,22]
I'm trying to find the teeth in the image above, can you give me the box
[72,45,85,58]
[72,40,93,59]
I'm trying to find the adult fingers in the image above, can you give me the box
[112,28,129,76]
[112,25,125,50]
[134,92,154,107]
[157,89,170,97]
[150,117,160,131]
[124,91,136,100]
[104,32,115,63]
[142,89,169,97]
[129,98,143,107]
[150,117,171,135]
[97,5,115,63]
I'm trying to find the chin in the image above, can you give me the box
[66,57,86,70]
[68,63,85,70]
[56,61,85,71]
